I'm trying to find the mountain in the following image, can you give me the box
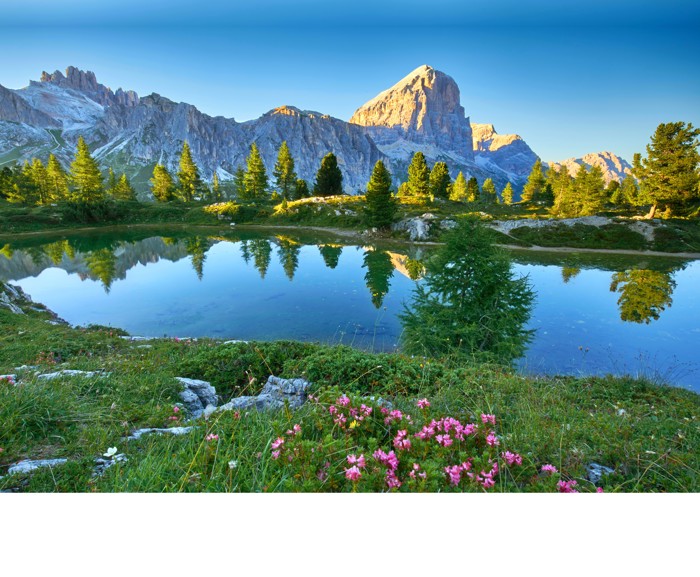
[471,123,539,183]
[547,151,632,184]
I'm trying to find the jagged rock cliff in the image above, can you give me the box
[547,151,632,184]
[471,123,539,182]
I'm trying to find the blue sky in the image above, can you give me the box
[1,2,699,162]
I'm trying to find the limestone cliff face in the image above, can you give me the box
[471,123,539,181]
[0,84,60,128]
[547,151,632,184]
[349,65,474,163]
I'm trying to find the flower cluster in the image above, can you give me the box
[0,375,15,386]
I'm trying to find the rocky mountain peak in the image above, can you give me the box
[38,66,138,108]
[349,65,473,161]
[547,151,632,184]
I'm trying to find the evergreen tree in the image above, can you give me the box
[481,178,497,205]
[449,171,469,202]
[554,163,587,217]
[521,159,546,203]
[0,166,14,200]
[177,141,204,202]
[233,167,246,199]
[85,247,117,293]
[211,172,222,202]
[501,182,514,205]
[273,141,297,200]
[250,239,273,279]
[611,175,640,207]
[277,237,301,280]
[107,168,117,195]
[112,173,137,201]
[466,177,480,203]
[30,158,50,204]
[362,248,394,308]
[185,236,209,280]
[313,152,343,197]
[7,162,38,204]
[294,178,310,200]
[429,162,451,200]
[400,218,534,361]
[46,154,69,202]
[610,269,676,324]
[549,165,574,215]
[243,143,269,200]
[364,160,397,230]
[70,136,104,203]
[406,152,430,199]
[577,164,606,216]
[150,164,176,202]
[605,180,620,202]
[632,121,700,218]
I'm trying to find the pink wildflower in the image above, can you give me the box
[417,398,430,409]
[205,434,219,442]
[328,405,337,415]
[349,407,358,418]
[337,394,351,407]
[168,416,179,421]
[501,451,523,466]
[414,425,436,440]
[480,473,496,489]
[271,450,280,459]
[347,454,367,469]
[596,487,605,493]
[271,437,285,450]
[345,466,362,482]
[435,434,453,447]
[460,460,472,471]
[541,464,558,475]
[486,432,500,447]
[557,480,579,493]
[286,424,302,436]
[373,449,399,470]
[481,414,496,426]
[384,409,403,425]
[360,404,372,417]
[233,411,241,420]
[393,430,412,451]
[444,465,462,486]
[172,406,180,413]
[463,423,477,436]
[333,413,347,427]
[385,470,402,489]
[380,407,389,415]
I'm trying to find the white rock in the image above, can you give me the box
[8,458,68,475]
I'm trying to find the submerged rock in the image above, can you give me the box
[219,375,311,412]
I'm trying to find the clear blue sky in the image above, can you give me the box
[1,1,698,162]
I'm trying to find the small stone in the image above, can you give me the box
[8,458,68,475]
[126,427,194,441]
[587,462,614,484]
[37,369,110,381]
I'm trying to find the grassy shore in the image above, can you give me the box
[1,282,697,493]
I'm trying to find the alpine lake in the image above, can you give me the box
[2,226,698,392]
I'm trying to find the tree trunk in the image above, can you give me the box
[645,203,657,219]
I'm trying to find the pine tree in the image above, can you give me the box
[294,178,310,200]
[429,162,451,200]
[243,143,269,200]
[501,182,514,205]
[578,165,606,215]
[632,122,700,218]
[521,159,546,203]
[406,152,430,199]
[46,154,69,202]
[177,141,204,202]
[70,136,104,203]
[233,167,246,199]
[6,162,38,204]
[611,175,640,207]
[449,171,469,202]
[364,160,397,230]
[211,172,222,202]
[150,164,175,202]
[554,163,587,217]
[107,168,117,195]
[313,152,343,197]
[481,178,497,205]
[466,177,480,203]
[112,173,136,201]
[30,158,50,204]
[273,141,297,200]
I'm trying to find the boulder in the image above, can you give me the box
[219,375,310,413]
[175,377,218,418]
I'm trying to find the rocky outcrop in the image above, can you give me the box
[39,66,139,108]
[472,122,539,182]
[350,65,474,162]
[218,375,311,412]
[547,151,632,184]
[176,377,218,418]
[0,84,60,128]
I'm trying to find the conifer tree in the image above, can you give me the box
[177,141,204,202]
[406,152,430,199]
[466,177,480,203]
[46,154,69,202]
[277,237,301,280]
[313,152,343,197]
[107,168,117,195]
[578,165,606,215]
[449,171,469,202]
[112,173,137,201]
[30,158,50,204]
[632,121,700,218]
[501,182,514,205]
[294,178,310,200]
[362,248,394,308]
[150,164,175,202]
[250,239,273,278]
[243,143,269,200]
[70,136,104,203]
[6,161,38,204]
[364,160,397,230]
[233,167,246,199]
[521,159,546,203]
[481,178,497,204]
[611,175,640,207]
[319,244,343,269]
[429,162,451,200]
[211,172,222,202]
[273,141,297,200]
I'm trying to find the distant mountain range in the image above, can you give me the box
[0,65,632,197]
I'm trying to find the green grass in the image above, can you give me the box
[0,282,697,492]
[508,223,649,250]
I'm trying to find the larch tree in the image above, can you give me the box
[466,176,480,203]
[632,121,700,218]
[244,143,269,200]
[429,161,451,200]
[364,160,397,230]
[46,154,69,201]
[481,178,497,204]
[449,171,468,202]
[150,164,175,202]
[112,173,137,201]
[521,159,546,204]
[501,182,514,205]
[313,152,343,197]
[405,151,430,199]
[177,141,204,202]
[70,136,104,203]
[273,141,298,200]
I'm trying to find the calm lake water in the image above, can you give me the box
[2,228,698,391]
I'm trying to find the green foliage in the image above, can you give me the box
[466,176,480,203]
[610,176,640,207]
[112,173,137,201]
[177,141,204,202]
[429,161,451,200]
[501,182,514,205]
[243,143,270,201]
[521,159,546,204]
[364,160,397,230]
[449,171,469,202]
[70,137,105,203]
[313,153,343,197]
[633,121,700,217]
[405,152,430,200]
[273,141,298,200]
[318,244,343,269]
[481,178,497,204]
[46,154,69,202]
[509,223,648,251]
[610,269,676,324]
[362,248,394,308]
[400,217,534,362]
[150,164,176,202]
[294,178,310,200]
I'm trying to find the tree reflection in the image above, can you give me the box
[319,244,343,269]
[561,267,581,283]
[277,237,301,281]
[362,248,394,308]
[239,240,252,264]
[610,269,676,324]
[85,247,117,293]
[249,239,272,279]
[185,236,209,280]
